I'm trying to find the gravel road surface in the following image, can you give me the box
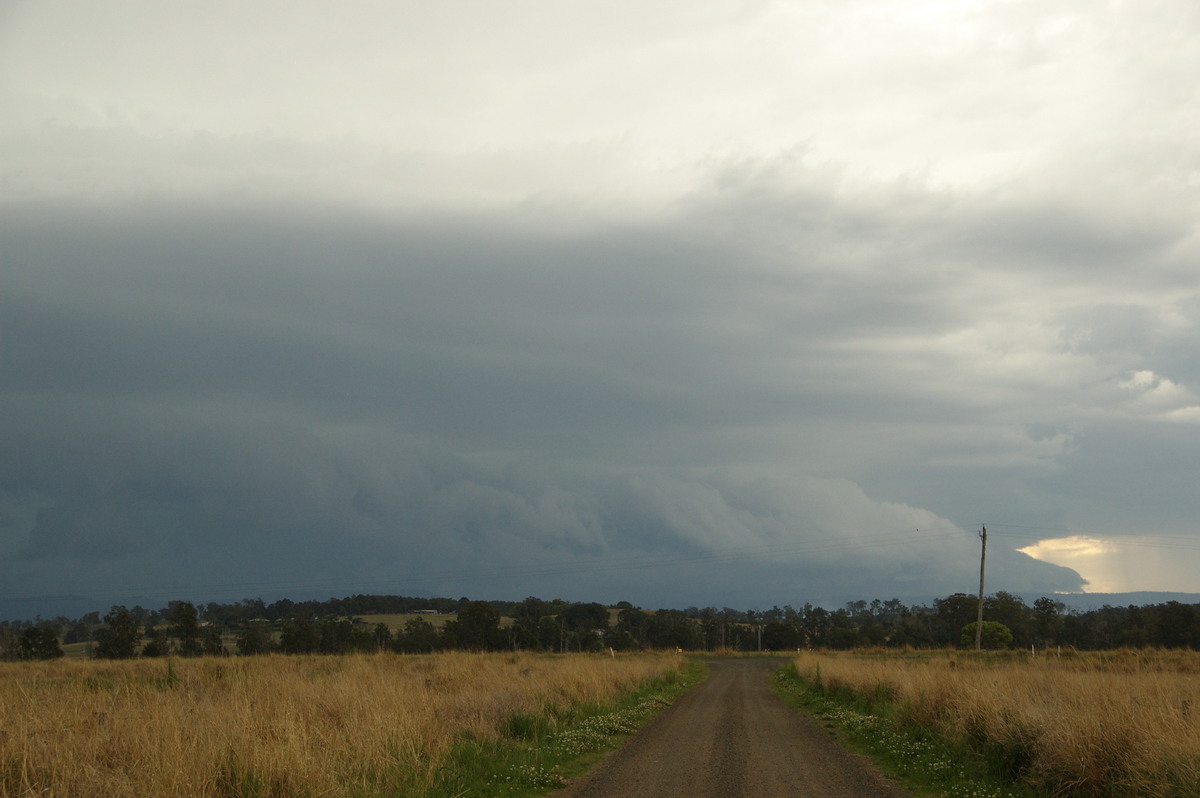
[552,657,908,798]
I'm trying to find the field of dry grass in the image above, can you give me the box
[793,649,1200,797]
[0,651,683,797]
[357,611,457,631]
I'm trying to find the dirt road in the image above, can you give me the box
[552,658,908,798]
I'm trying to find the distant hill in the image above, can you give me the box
[799,591,1200,613]
[0,594,100,622]
[1027,591,1200,612]
[890,591,1200,612]
[0,593,167,622]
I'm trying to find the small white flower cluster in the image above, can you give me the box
[553,723,609,757]
[943,786,1024,798]
[773,672,1026,798]
[492,763,566,790]
[817,708,1023,798]
[552,695,670,756]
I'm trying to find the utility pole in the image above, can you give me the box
[974,524,987,650]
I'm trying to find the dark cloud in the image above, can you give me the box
[0,399,1084,611]
[1,195,1106,615]
[6,0,1200,619]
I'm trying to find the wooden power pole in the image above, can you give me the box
[974,524,987,650]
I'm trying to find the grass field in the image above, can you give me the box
[789,649,1200,798]
[0,651,686,797]
[357,611,458,630]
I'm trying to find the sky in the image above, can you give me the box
[3,0,1200,618]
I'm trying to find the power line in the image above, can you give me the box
[980,522,1200,547]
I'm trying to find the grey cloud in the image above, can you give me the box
[1041,420,1200,533]
[5,181,1191,610]
[4,0,1200,617]
[955,201,1189,273]
[0,397,1085,609]
[4,204,818,450]
[0,390,1085,610]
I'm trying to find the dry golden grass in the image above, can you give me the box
[0,651,682,797]
[794,649,1200,797]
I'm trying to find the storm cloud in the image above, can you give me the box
[3,1,1199,614]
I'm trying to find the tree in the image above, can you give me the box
[63,620,91,645]
[1154,602,1199,648]
[695,606,751,651]
[800,605,831,647]
[1032,596,1065,644]
[560,603,609,651]
[935,594,980,646]
[166,601,203,656]
[536,616,562,651]
[560,602,607,631]
[514,596,550,626]
[395,617,439,653]
[201,623,225,655]
[820,608,860,649]
[203,601,240,629]
[960,621,1013,650]
[267,598,295,621]
[985,592,1031,647]
[824,625,861,650]
[443,601,501,651]
[642,610,701,650]
[510,597,551,650]
[17,627,64,660]
[280,615,319,654]
[0,623,17,660]
[93,606,142,659]
[236,621,275,656]
[319,619,356,654]
[605,608,651,650]
[141,627,170,657]
[761,621,801,651]
[889,613,935,648]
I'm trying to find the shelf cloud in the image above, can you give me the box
[3,1,1199,613]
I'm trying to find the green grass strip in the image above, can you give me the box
[422,658,707,798]
[771,662,1043,798]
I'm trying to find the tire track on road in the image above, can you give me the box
[553,657,907,798]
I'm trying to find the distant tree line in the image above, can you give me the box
[3,591,1199,660]
[670,592,1200,652]
[0,623,64,661]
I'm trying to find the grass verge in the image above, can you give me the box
[771,661,1040,798]
[423,658,707,798]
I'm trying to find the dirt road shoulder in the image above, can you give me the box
[553,657,908,798]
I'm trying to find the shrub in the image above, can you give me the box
[961,621,1013,650]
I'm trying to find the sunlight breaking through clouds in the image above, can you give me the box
[1018,535,1200,594]
[1018,536,1124,593]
